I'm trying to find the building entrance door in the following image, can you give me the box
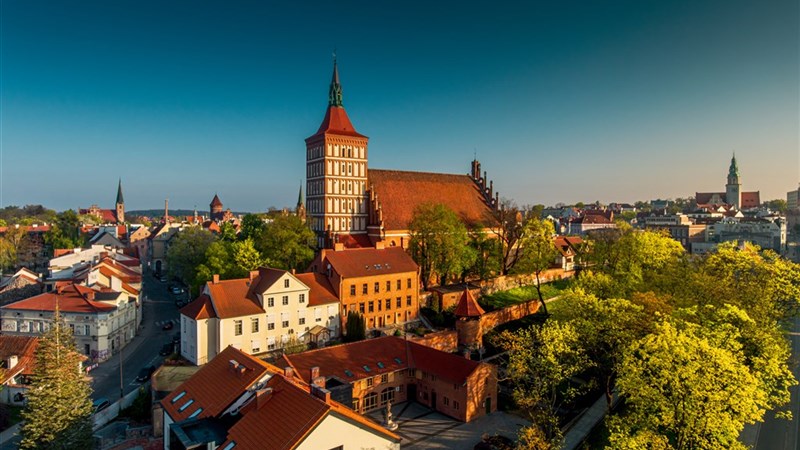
[485,397,491,414]
[407,384,416,403]
[431,391,437,409]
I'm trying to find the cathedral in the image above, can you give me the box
[304,60,500,249]
[695,155,760,211]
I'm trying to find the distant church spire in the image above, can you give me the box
[116,178,124,205]
[297,184,304,208]
[328,52,343,107]
[115,178,125,223]
[729,152,739,178]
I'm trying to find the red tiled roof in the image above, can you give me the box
[323,247,418,278]
[293,273,338,306]
[162,346,269,423]
[284,336,480,384]
[245,267,286,298]
[206,279,264,319]
[695,192,726,205]
[368,169,498,231]
[574,214,613,224]
[335,233,372,249]
[211,194,223,207]
[0,336,38,385]
[306,106,367,140]
[3,284,116,314]
[53,249,75,258]
[454,288,485,317]
[180,294,217,320]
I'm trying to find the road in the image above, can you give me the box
[89,271,182,401]
[744,315,800,450]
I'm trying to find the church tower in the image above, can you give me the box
[210,194,224,221]
[726,154,741,210]
[305,56,369,248]
[115,178,125,223]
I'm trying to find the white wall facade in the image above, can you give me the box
[295,413,399,450]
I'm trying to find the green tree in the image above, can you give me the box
[764,198,788,213]
[408,203,475,289]
[231,239,268,274]
[239,214,267,242]
[344,311,366,342]
[466,229,500,281]
[514,218,558,315]
[218,222,238,242]
[0,235,17,272]
[166,227,216,292]
[612,321,764,450]
[21,307,93,449]
[494,201,526,275]
[498,321,591,446]
[255,214,315,271]
[55,210,82,245]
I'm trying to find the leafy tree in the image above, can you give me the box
[344,311,366,342]
[231,239,267,274]
[497,321,591,446]
[55,210,82,245]
[166,227,216,291]
[239,214,267,242]
[283,336,307,355]
[466,230,500,281]
[21,307,93,449]
[255,214,314,271]
[44,224,78,253]
[408,203,475,289]
[514,218,558,315]
[0,235,17,272]
[764,198,788,213]
[612,321,764,450]
[493,201,526,275]
[218,222,238,242]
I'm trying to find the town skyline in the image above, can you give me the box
[1,0,797,211]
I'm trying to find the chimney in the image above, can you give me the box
[291,268,296,275]
[310,366,319,380]
[229,360,239,372]
[334,243,344,251]
[256,387,273,409]
[375,241,385,250]
[7,355,18,370]
[284,366,294,379]
[213,274,220,284]
[249,270,259,281]
[311,385,332,404]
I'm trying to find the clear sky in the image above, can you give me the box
[1,0,798,212]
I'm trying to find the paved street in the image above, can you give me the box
[742,315,800,450]
[89,271,182,401]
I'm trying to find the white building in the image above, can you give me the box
[48,245,139,282]
[0,283,138,361]
[180,268,340,365]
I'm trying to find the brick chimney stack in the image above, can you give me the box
[213,274,220,284]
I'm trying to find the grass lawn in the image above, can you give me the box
[479,278,572,311]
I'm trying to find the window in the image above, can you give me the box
[171,391,186,403]
[381,374,388,383]
[179,399,194,412]
[234,320,243,336]
[407,368,415,377]
[386,281,391,291]
[222,442,236,450]
[359,303,365,314]
[251,318,259,333]
[267,297,274,307]
[454,400,460,410]
[268,323,275,330]
[386,299,391,310]
[251,340,261,353]
[366,378,374,388]
[299,294,305,303]
[284,279,290,288]
[377,300,382,311]
[189,408,203,419]
[352,399,359,410]
[407,278,412,289]
[396,297,402,308]
[362,284,368,295]
[299,317,305,325]
[282,296,289,306]
[363,392,378,411]
[443,396,449,406]
[397,280,401,290]
[380,387,395,406]
[350,285,356,296]
[368,301,374,313]
[282,321,289,328]
[374,282,380,293]
[407,296,412,306]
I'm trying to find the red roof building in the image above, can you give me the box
[161,345,400,450]
[282,336,498,422]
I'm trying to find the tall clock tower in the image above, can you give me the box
[304,58,370,248]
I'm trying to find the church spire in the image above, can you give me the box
[328,53,343,107]
[297,184,304,209]
[116,178,124,205]
[729,152,739,178]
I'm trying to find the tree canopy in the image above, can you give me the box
[253,214,315,271]
[408,203,475,289]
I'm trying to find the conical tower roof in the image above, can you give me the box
[116,179,124,204]
[454,288,485,318]
[210,194,223,207]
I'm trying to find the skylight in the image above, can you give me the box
[188,408,203,419]
[394,357,402,364]
[179,399,195,412]
[344,369,354,377]
[363,365,371,372]
[222,442,236,450]
[171,391,186,403]
[377,362,385,369]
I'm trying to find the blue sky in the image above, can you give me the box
[1,0,797,212]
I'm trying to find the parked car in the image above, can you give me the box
[136,365,156,383]
[170,287,185,295]
[172,333,181,344]
[93,398,110,414]
[162,321,174,331]
[160,343,174,356]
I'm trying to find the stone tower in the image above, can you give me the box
[726,154,741,210]
[210,194,224,221]
[305,56,370,248]
[115,178,125,224]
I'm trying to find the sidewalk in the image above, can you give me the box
[0,422,22,450]
[561,392,618,450]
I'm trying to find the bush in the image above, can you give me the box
[119,387,151,424]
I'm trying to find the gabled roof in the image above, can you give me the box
[2,284,116,314]
[368,169,498,231]
[293,273,338,306]
[206,279,264,319]
[245,267,287,297]
[284,336,481,385]
[453,288,485,317]
[323,247,418,278]
[0,336,39,385]
[180,294,217,320]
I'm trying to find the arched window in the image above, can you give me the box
[363,392,378,411]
